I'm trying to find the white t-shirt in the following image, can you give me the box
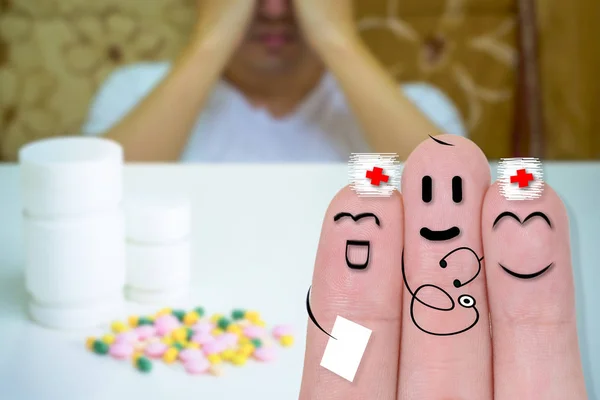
[82,62,466,162]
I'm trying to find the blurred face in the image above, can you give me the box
[228,0,315,74]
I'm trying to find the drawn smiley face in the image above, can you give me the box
[333,212,381,270]
[306,210,383,340]
[492,211,554,279]
[419,174,464,241]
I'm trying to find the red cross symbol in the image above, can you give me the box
[510,168,535,188]
[365,167,389,186]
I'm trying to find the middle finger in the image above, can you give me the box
[398,135,493,399]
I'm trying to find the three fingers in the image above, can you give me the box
[300,135,586,399]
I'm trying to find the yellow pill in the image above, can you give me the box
[85,336,96,350]
[161,336,174,346]
[210,314,224,323]
[211,328,224,337]
[172,327,188,342]
[280,335,294,347]
[110,321,127,334]
[254,320,267,328]
[238,337,251,346]
[226,324,242,335]
[155,307,172,318]
[163,348,179,364]
[231,354,247,366]
[239,344,254,357]
[207,354,222,365]
[183,311,199,326]
[128,315,139,327]
[186,342,200,350]
[221,349,235,361]
[244,310,260,323]
[102,334,116,345]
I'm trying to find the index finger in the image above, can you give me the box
[299,186,404,399]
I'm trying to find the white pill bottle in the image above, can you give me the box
[124,194,192,304]
[19,137,126,329]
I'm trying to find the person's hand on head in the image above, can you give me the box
[291,0,357,51]
[193,0,258,50]
[299,136,587,399]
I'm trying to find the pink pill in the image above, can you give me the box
[202,340,225,356]
[184,358,210,375]
[243,326,266,339]
[219,333,238,348]
[272,324,294,339]
[154,315,180,336]
[135,325,156,341]
[192,321,214,335]
[109,342,134,359]
[179,348,204,363]
[145,342,168,358]
[253,346,277,362]
[115,331,138,344]
[191,332,215,345]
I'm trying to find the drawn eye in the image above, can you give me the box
[452,176,463,203]
[458,294,476,308]
[422,176,432,203]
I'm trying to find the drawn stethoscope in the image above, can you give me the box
[401,247,483,336]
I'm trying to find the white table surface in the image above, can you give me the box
[0,163,598,400]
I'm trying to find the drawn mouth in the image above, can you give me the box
[499,263,554,279]
[345,240,370,270]
[420,227,461,241]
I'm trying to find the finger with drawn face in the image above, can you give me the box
[482,182,587,399]
[398,135,493,400]
[299,186,404,400]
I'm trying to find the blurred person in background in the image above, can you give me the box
[82,0,466,162]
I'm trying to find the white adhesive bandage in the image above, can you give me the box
[349,153,402,197]
[497,158,544,201]
[320,316,372,382]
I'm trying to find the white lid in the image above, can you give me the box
[28,291,124,330]
[19,136,123,218]
[124,194,191,243]
[125,286,189,305]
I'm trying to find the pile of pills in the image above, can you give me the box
[85,307,294,375]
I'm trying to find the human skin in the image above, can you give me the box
[299,135,587,400]
[102,0,439,161]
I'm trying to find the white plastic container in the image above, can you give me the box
[124,194,192,304]
[126,240,191,291]
[125,285,190,305]
[124,195,191,244]
[24,209,126,328]
[19,137,123,218]
[28,290,125,330]
[19,136,126,329]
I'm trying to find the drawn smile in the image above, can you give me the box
[499,263,554,279]
[420,226,461,241]
[345,240,370,270]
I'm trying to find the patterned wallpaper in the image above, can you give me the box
[0,0,518,160]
